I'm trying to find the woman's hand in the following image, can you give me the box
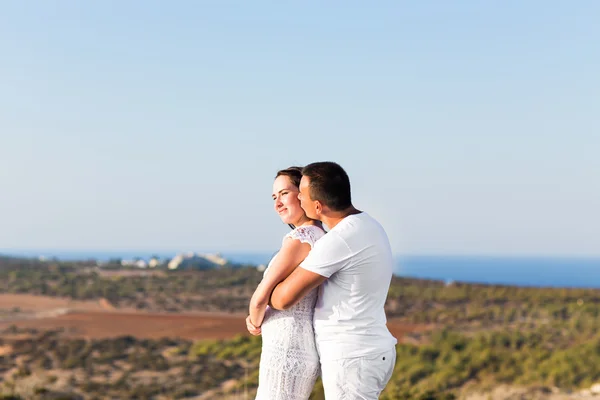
[246,315,262,336]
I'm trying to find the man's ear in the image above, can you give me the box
[314,201,323,216]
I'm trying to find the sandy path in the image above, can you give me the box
[0,294,429,341]
[0,294,107,312]
[0,311,425,342]
[0,310,248,340]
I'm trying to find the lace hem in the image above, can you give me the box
[284,225,324,248]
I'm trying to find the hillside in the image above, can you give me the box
[2,257,600,399]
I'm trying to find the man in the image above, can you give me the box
[269,161,397,399]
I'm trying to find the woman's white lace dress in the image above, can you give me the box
[255,225,325,400]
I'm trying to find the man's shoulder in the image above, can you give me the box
[312,229,349,252]
[299,230,350,278]
[334,212,387,240]
[354,211,384,228]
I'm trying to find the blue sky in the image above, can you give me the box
[1,1,598,256]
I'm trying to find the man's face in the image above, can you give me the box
[299,176,319,220]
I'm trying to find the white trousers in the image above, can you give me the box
[320,346,396,399]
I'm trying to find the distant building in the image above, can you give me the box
[148,257,161,268]
[202,253,228,266]
[168,255,184,270]
[167,252,228,270]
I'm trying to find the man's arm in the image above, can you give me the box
[270,231,347,310]
[269,267,327,310]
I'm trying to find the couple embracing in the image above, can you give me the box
[247,161,397,400]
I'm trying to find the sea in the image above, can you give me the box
[2,250,600,289]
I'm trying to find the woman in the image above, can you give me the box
[247,166,325,400]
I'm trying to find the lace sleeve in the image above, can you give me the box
[284,226,324,248]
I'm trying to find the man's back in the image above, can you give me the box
[300,212,398,361]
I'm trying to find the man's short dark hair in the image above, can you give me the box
[302,162,352,211]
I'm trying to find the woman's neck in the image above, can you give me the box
[293,215,316,228]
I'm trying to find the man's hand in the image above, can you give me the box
[246,315,262,336]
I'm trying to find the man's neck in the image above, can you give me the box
[321,206,361,230]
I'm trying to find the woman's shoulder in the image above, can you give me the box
[285,225,326,247]
[290,224,325,236]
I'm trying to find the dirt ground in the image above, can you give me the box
[0,293,108,312]
[0,311,423,341]
[0,310,247,340]
[0,294,428,341]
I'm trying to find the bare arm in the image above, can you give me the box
[249,237,311,327]
[270,266,327,311]
[270,231,350,310]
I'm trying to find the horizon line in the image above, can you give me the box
[1,248,599,261]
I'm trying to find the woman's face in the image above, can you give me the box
[272,175,304,225]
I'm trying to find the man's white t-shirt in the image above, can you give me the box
[300,212,398,361]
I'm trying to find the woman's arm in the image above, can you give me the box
[249,237,311,327]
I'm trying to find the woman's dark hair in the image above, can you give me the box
[275,166,303,188]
